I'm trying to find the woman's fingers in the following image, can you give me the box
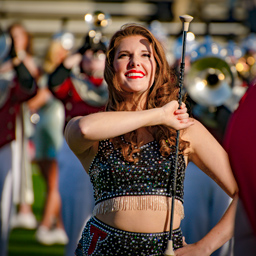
[176,113,189,120]
[183,236,187,246]
[162,100,194,129]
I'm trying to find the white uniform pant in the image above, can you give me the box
[0,143,13,256]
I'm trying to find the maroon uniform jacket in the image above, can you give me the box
[0,67,37,148]
[224,82,256,236]
[49,71,108,127]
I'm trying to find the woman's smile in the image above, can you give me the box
[125,69,145,79]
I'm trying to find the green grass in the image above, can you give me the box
[8,164,65,256]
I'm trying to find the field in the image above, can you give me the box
[8,164,65,256]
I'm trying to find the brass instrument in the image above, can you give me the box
[52,18,75,51]
[184,35,247,138]
[52,32,75,51]
[84,10,111,46]
[185,36,234,108]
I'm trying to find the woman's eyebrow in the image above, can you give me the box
[118,50,129,53]
[141,50,151,53]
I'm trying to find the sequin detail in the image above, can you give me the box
[75,217,183,256]
[89,139,186,214]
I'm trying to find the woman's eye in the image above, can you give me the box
[142,53,151,58]
[118,53,128,58]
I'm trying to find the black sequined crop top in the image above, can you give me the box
[89,139,186,217]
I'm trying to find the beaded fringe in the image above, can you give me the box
[93,196,184,219]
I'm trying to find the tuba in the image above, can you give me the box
[185,35,235,108]
[184,35,246,139]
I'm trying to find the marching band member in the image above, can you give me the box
[0,25,37,256]
[48,31,108,255]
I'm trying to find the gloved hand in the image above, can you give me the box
[9,36,17,59]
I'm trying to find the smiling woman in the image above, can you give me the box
[113,35,156,98]
[63,24,238,256]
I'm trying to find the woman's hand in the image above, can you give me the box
[174,240,210,256]
[161,100,194,130]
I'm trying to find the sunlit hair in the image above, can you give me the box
[104,23,189,162]
[43,41,69,74]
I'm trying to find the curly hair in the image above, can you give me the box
[104,24,189,162]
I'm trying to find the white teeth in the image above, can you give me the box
[126,72,143,77]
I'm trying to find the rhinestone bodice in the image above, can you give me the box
[89,139,186,207]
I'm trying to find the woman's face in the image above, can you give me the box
[113,35,156,97]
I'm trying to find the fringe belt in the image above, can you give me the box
[93,195,184,219]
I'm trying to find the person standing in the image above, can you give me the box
[8,22,39,231]
[28,34,71,245]
[0,26,37,256]
[48,32,108,255]
[224,82,256,256]
[64,24,238,255]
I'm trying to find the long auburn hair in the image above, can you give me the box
[104,24,189,162]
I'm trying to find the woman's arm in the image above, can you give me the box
[176,120,239,256]
[27,87,52,112]
[64,101,194,157]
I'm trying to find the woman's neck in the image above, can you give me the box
[125,93,148,111]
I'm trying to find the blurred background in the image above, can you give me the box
[1,0,256,255]
[0,0,253,61]
[1,0,255,120]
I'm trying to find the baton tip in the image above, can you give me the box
[164,240,175,256]
[179,14,194,23]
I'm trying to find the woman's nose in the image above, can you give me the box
[129,56,140,67]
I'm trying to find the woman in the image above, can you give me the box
[28,37,68,245]
[65,24,238,256]
[8,22,39,230]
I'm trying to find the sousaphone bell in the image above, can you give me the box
[185,35,234,108]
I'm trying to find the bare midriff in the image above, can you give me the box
[95,196,182,233]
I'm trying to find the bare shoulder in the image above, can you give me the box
[182,119,208,137]
[64,116,99,172]
[181,119,213,150]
